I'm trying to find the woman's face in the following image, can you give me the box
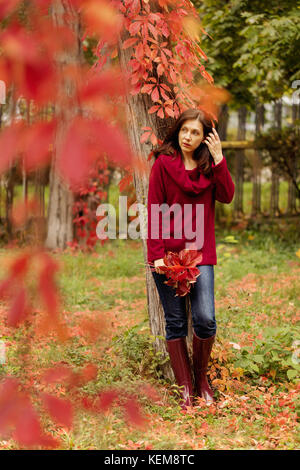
[178,119,204,155]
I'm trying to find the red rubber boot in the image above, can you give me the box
[192,332,215,405]
[166,337,194,409]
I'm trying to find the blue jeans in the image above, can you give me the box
[152,265,216,340]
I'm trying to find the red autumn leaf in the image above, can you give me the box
[129,20,142,36]
[148,105,160,114]
[165,106,175,118]
[97,390,119,412]
[38,254,59,315]
[139,384,161,402]
[122,37,139,49]
[22,120,56,171]
[160,82,172,92]
[151,86,160,102]
[23,57,58,103]
[81,0,123,44]
[0,23,58,103]
[185,267,200,281]
[157,63,164,77]
[157,107,165,119]
[41,393,73,429]
[80,396,94,411]
[58,116,132,187]
[130,81,142,95]
[0,377,19,434]
[131,70,141,85]
[11,197,40,227]
[0,0,22,21]
[148,22,159,40]
[79,363,98,384]
[0,378,57,448]
[0,119,54,177]
[89,119,133,168]
[179,249,203,268]
[123,397,146,427]
[160,87,170,100]
[140,131,151,144]
[135,42,145,61]
[169,66,177,83]
[147,77,158,84]
[37,252,68,341]
[78,69,126,101]
[10,252,31,278]
[119,173,133,192]
[166,279,190,297]
[196,45,208,61]
[38,433,60,449]
[42,365,74,386]
[33,0,53,14]
[150,132,158,146]
[0,121,23,175]
[189,81,231,121]
[79,315,106,342]
[7,287,28,327]
[141,83,154,94]
[58,121,96,187]
[13,398,45,447]
[78,229,87,238]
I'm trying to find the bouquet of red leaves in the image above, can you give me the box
[150,249,203,297]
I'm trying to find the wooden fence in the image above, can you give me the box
[220,141,299,220]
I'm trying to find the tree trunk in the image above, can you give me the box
[3,86,17,239]
[288,102,299,214]
[22,100,31,205]
[217,103,229,141]
[252,98,264,217]
[45,0,83,250]
[234,106,247,217]
[270,99,281,216]
[5,166,15,239]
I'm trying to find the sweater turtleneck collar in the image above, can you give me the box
[158,150,213,196]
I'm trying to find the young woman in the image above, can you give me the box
[147,108,235,409]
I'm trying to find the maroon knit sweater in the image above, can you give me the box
[147,150,235,265]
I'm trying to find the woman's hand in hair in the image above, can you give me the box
[203,128,223,165]
[154,258,166,274]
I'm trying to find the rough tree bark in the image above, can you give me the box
[45,0,84,249]
[217,104,229,141]
[270,99,281,216]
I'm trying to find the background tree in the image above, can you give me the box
[193,0,300,216]
[45,0,84,250]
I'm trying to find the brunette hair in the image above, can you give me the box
[153,108,214,177]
